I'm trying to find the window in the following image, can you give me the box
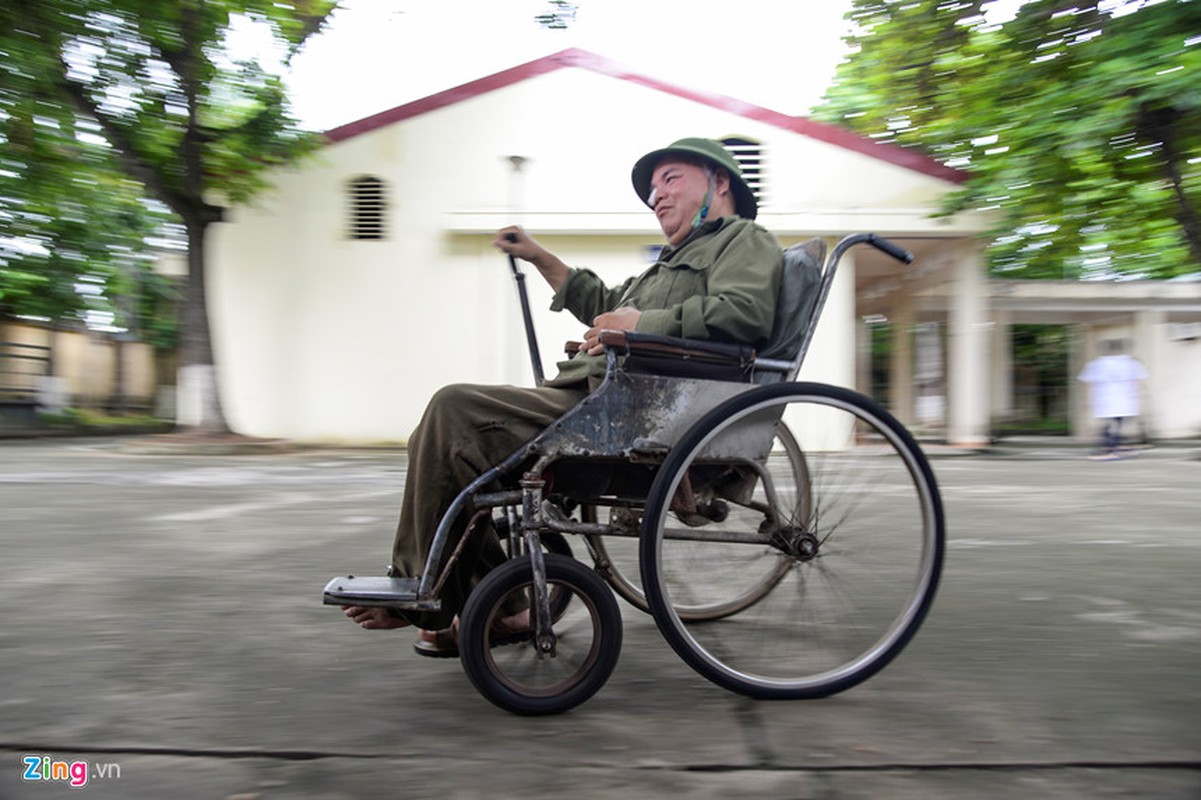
[720,137,767,208]
[347,175,386,240]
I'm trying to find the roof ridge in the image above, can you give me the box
[323,47,966,184]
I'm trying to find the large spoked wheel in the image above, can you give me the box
[459,553,622,715]
[588,426,806,620]
[639,382,944,700]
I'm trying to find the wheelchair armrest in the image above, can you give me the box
[599,330,757,382]
[599,330,753,361]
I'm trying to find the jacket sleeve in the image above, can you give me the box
[636,225,782,344]
[550,268,636,326]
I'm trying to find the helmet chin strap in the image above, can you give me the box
[690,168,716,229]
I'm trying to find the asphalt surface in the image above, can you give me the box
[1,437,1199,799]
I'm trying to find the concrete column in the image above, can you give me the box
[889,295,915,426]
[914,322,944,429]
[856,317,872,397]
[798,248,856,389]
[789,247,856,450]
[990,308,1013,423]
[1133,309,1165,439]
[947,241,990,446]
[1067,324,1093,441]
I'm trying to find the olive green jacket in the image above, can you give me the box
[546,216,783,387]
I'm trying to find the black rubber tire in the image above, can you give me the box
[539,530,573,559]
[639,382,944,700]
[459,554,622,715]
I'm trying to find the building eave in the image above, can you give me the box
[323,48,968,186]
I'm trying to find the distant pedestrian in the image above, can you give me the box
[1078,340,1148,460]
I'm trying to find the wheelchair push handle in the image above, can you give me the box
[865,234,914,264]
[828,232,913,267]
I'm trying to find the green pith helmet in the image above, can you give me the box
[631,137,758,220]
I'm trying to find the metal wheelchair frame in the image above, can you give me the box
[324,233,945,715]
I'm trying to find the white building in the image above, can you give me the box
[210,49,1201,445]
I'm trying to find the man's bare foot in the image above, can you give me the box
[342,605,411,630]
[496,608,530,632]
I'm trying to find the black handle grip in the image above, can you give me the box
[867,234,914,264]
[504,232,520,275]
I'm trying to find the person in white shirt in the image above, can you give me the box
[1078,340,1149,459]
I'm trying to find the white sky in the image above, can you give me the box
[283,0,857,132]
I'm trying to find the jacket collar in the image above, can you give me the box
[660,216,736,260]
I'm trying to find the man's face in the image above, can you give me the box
[648,159,712,246]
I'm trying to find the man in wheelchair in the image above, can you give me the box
[342,137,784,655]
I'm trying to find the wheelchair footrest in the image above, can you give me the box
[322,575,441,611]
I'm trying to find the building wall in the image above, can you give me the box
[0,321,157,409]
[210,68,974,444]
[1159,335,1201,437]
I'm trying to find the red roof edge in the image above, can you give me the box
[323,48,968,185]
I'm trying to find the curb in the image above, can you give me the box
[115,435,299,456]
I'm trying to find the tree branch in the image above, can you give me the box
[56,76,190,218]
[288,4,338,58]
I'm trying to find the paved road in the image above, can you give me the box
[1,437,1199,799]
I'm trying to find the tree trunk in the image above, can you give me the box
[1141,104,1201,269]
[112,337,126,415]
[176,213,230,435]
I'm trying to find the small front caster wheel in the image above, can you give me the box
[459,554,622,715]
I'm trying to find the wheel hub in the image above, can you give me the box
[771,526,820,561]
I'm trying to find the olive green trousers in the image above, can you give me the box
[391,382,589,629]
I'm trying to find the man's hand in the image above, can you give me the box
[581,307,642,355]
[493,225,569,292]
[493,226,542,262]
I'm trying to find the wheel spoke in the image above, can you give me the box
[641,383,945,699]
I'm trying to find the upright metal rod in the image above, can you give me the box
[521,473,556,658]
[505,233,545,386]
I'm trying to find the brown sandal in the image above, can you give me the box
[412,618,531,659]
[412,627,459,658]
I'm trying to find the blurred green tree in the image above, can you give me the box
[815,0,1201,279]
[0,0,336,434]
[1,120,144,320]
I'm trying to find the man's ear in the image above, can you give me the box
[714,168,732,197]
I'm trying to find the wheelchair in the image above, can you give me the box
[324,233,946,715]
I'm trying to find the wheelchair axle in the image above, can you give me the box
[771,527,820,561]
